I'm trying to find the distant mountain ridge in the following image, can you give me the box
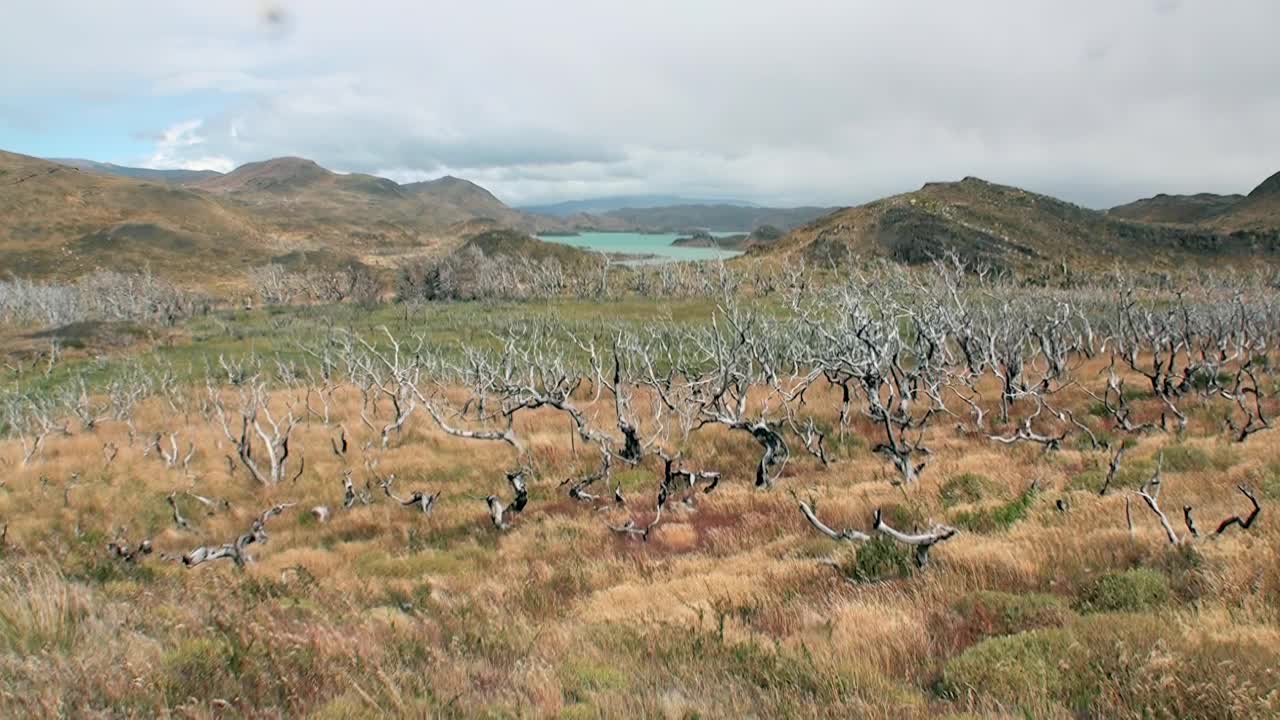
[1108,171,1280,233]
[521,195,759,216]
[1108,193,1244,225]
[48,158,222,185]
[9,149,1280,290]
[598,204,836,233]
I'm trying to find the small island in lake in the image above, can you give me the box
[670,224,785,251]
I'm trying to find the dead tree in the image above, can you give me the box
[342,469,371,508]
[1225,362,1271,442]
[166,492,191,531]
[484,469,529,530]
[1098,444,1129,496]
[794,493,958,568]
[350,328,421,449]
[380,473,440,514]
[1214,485,1261,534]
[107,535,153,563]
[182,502,296,568]
[988,394,1069,451]
[211,380,299,486]
[795,493,871,542]
[562,449,613,503]
[147,432,195,470]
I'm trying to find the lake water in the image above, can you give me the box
[536,231,743,263]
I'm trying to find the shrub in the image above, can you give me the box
[950,591,1074,639]
[1160,444,1213,472]
[940,473,993,508]
[943,613,1280,717]
[951,486,1037,533]
[841,537,915,583]
[161,637,236,704]
[1076,568,1169,613]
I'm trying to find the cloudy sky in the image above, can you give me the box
[2,1,1277,208]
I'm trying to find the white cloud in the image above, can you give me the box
[144,119,235,173]
[4,0,1280,206]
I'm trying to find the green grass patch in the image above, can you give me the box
[950,590,1074,639]
[1075,568,1169,613]
[940,473,995,508]
[950,485,1037,533]
[839,537,916,583]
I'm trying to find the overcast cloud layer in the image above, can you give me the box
[2,1,1278,207]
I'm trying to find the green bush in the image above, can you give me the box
[942,613,1280,717]
[940,473,993,508]
[1159,444,1212,472]
[1076,568,1169,613]
[951,486,1037,533]
[161,637,235,704]
[941,628,1073,708]
[951,591,1073,639]
[841,537,915,583]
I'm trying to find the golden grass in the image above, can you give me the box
[0,361,1278,717]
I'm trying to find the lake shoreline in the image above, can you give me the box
[537,231,744,263]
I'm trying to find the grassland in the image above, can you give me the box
[1,295,1279,719]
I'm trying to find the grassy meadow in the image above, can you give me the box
[1,296,1279,719]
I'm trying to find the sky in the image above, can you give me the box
[2,1,1278,208]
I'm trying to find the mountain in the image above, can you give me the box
[522,195,758,217]
[403,176,508,215]
[767,176,1280,270]
[1203,171,1280,233]
[187,157,479,253]
[401,176,576,234]
[192,157,338,193]
[1108,193,1244,225]
[0,150,272,287]
[597,204,835,233]
[0,150,568,290]
[47,158,223,185]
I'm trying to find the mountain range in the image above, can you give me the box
[4,148,1279,291]
[768,174,1280,271]
[520,195,759,216]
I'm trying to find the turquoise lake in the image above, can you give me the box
[536,231,743,263]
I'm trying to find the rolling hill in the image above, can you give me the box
[1107,193,1244,225]
[1108,172,1280,234]
[1202,171,1280,233]
[0,151,572,290]
[0,150,273,287]
[767,176,1280,270]
[9,146,1280,291]
[401,176,585,235]
[48,158,223,185]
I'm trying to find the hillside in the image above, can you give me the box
[48,158,223,185]
[0,151,573,291]
[0,150,273,287]
[1204,171,1280,232]
[768,177,1280,270]
[461,228,595,265]
[187,157,487,255]
[402,176,581,235]
[1108,193,1244,225]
